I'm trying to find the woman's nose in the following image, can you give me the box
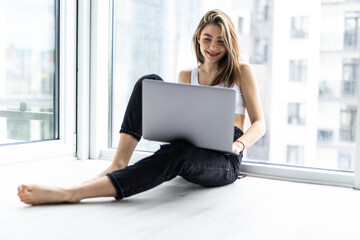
[209,41,218,50]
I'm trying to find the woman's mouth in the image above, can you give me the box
[207,51,220,57]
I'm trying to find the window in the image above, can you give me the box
[246,134,269,161]
[342,59,359,96]
[252,38,268,64]
[291,16,309,39]
[111,0,202,151]
[344,12,360,48]
[0,0,58,144]
[317,129,333,143]
[287,145,304,166]
[338,152,353,171]
[288,103,306,125]
[340,107,357,142]
[108,0,360,185]
[0,1,76,163]
[256,0,270,22]
[318,81,336,98]
[289,60,307,82]
[238,17,244,34]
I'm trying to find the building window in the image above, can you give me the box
[318,81,335,98]
[289,60,307,82]
[238,16,244,34]
[256,0,270,22]
[291,16,309,39]
[317,129,333,143]
[344,12,360,48]
[288,103,306,125]
[252,38,268,64]
[286,145,304,165]
[340,107,357,142]
[338,152,353,171]
[342,59,359,96]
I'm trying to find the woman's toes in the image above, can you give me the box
[18,184,32,193]
[19,196,26,203]
[21,185,32,191]
[19,192,29,201]
[21,198,30,204]
[17,185,35,204]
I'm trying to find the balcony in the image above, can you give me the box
[322,0,360,5]
[320,33,359,53]
[0,109,55,144]
[318,80,358,101]
[317,127,356,149]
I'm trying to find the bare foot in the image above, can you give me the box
[82,163,125,185]
[17,184,77,205]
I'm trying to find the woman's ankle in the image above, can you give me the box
[111,160,127,170]
[64,188,81,203]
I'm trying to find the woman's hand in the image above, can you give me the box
[232,140,245,153]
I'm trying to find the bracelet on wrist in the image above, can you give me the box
[236,139,245,152]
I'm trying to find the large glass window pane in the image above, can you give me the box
[342,59,359,96]
[289,60,307,82]
[286,145,305,165]
[111,0,359,172]
[344,12,360,49]
[0,0,58,144]
[252,38,268,64]
[256,0,270,22]
[288,103,306,125]
[111,0,204,151]
[291,16,309,39]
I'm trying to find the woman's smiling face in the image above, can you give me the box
[197,24,227,64]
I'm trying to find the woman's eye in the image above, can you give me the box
[204,38,211,42]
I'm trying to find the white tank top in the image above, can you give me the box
[191,66,246,115]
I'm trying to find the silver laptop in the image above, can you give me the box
[142,79,238,155]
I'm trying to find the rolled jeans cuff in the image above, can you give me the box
[119,128,141,142]
[106,173,125,200]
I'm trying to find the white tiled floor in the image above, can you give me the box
[1,157,360,240]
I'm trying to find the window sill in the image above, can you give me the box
[99,148,355,189]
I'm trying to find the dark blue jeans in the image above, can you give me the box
[107,74,244,200]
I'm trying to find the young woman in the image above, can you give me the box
[17,9,265,205]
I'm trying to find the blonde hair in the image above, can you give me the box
[193,9,241,87]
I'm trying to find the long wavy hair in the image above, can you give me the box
[193,9,242,87]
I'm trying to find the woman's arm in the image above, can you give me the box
[233,64,266,153]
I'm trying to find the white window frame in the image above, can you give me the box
[0,0,77,164]
[77,0,111,160]
[76,0,91,160]
[90,1,360,190]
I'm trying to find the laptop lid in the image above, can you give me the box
[142,79,237,154]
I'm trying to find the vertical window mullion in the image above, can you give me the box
[54,0,60,140]
[89,0,111,160]
[354,58,360,189]
[76,0,91,160]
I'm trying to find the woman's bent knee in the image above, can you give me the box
[135,74,163,87]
